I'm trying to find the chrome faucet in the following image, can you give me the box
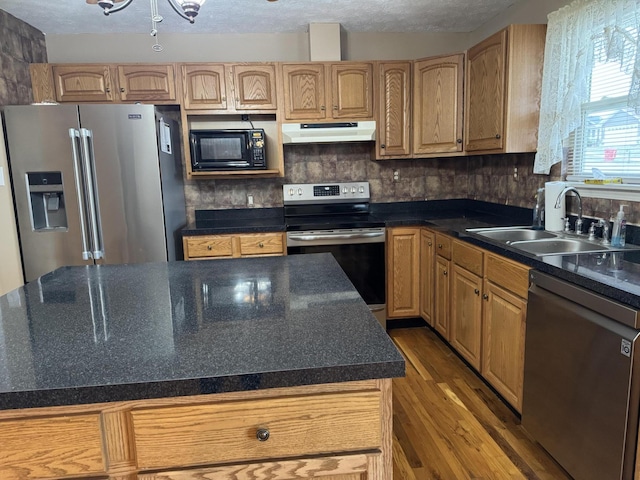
[555,186,583,234]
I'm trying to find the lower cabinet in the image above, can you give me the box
[433,232,452,339]
[386,227,421,319]
[183,232,286,260]
[0,380,392,480]
[419,229,435,325]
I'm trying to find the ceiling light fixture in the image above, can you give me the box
[89,0,206,52]
[94,0,206,23]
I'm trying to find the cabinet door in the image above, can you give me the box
[386,227,420,319]
[465,29,507,152]
[281,64,327,120]
[419,229,435,325]
[330,63,374,119]
[117,64,176,102]
[182,64,228,110]
[377,62,412,158]
[413,54,464,155]
[231,64,277,110]
[52,64,115,103]
[482,280,527,412]
[434,255,450,339]
[450,265,483,370]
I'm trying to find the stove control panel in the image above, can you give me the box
[283,182,370,204]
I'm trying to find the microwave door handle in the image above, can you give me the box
[69,128,92,260]
[79,128,104,260]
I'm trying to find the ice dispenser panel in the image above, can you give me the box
[26,172,68,231]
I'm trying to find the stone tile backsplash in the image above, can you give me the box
[0,10,46,106]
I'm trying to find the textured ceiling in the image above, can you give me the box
[0,0,521,35]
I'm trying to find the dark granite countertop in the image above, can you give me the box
[0,254,404,411]
[182,200,640,309]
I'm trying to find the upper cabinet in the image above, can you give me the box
[182,63,277,112]
[465,24,546,154]
[376,61,412,158]
[281,62,373,121]
[413,54,464,156]
[47,64,177,103]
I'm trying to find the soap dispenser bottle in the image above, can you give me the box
[611,205,627,247]
[532,187,545,230]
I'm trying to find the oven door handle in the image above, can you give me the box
[288,232,385,242]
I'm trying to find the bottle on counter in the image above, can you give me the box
[532,187,545,230]
[611,205,627,247]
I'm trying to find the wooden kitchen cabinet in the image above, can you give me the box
[413,53,464,156]
[281,62,373,121]
[375,61,412,159]
[0,379,391,480]
[182,63,277,111]
[419,228,435,325]
[481,253,529,412]
[48,63,177,103]
[386,227,421,319]
[183,232,285,260]
[434,233,452,339]
[464,24,546,154]
[450,240,484,370]
[51,64,116,103]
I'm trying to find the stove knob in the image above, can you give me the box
[359,186,365,193]
[342,187,348,194]
[297,188,303,195]
[289,188,294,196]
[351,187,356,194]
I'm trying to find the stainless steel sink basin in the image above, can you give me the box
[508,238,611,255]
[466,226,640,256]
[467,227,557,242]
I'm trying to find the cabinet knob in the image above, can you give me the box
[105,88,111,93]
[258,242,264,248]
[381,144,386,149]
[438,244,443,249]
[457,138,462,144]
[222,96,226,101]
[320,105,326,111]
[207,245,212,250]
[443,270,448,276]
[333,105,338,110]
[428,241,432,246]
[474,289,480,295]
[256,428,270,441]
[120,87,125,92]
[495,134,501,139]
[483,294,489,300]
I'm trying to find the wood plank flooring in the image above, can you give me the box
[389,327,573,480]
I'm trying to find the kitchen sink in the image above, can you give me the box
[466,226,640,256]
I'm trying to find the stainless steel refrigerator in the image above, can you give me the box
[3,104,187,282]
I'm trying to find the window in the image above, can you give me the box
[567,17,640,181]
[533,0,640,183]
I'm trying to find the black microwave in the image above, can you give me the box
[190,129,267,171]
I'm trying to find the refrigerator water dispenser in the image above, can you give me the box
[26,172,68,231]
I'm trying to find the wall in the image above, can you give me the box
[0,10,44,293]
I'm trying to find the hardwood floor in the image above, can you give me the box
[389,326,572,480]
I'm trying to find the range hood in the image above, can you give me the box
[282,121,376,144]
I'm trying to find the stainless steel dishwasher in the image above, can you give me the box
[522,271,640,480]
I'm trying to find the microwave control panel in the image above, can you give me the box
[251,130,265,166]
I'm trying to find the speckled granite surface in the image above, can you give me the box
[0,254,404,410]
[183,200,640,309]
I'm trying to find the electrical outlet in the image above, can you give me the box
[241,114,249,121]
[247,194,254,207]
[393,170,400,182]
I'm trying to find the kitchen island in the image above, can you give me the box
[0,254,404,480]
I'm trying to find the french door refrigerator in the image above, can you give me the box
[3,104,187,282]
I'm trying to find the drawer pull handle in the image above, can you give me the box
[258,242,264,248]
[207,245,212,250]
[256,428,270,441]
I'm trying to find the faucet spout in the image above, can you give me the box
[555,186,583,234]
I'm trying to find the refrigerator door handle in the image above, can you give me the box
[79,128,105,260]
[69,128,92,260]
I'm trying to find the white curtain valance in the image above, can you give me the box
[533,0,640,175]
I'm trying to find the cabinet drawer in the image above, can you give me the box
[185,235,233,258]
[485,253,530,299]
[0,414,105,479]
[131,391,382,470]
[238,233,285,256]
[435,233,452,259]
[452,240,484,276]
